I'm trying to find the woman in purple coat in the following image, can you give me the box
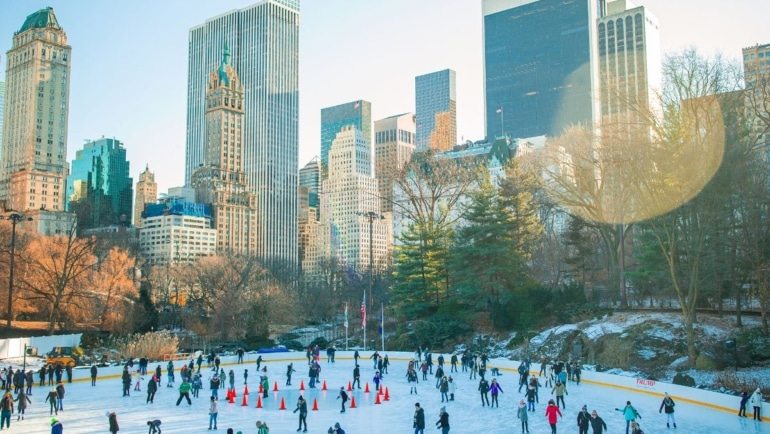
[489,378,504,408]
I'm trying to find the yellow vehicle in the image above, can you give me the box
[46,347,78,367]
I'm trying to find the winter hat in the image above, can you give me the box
[664,392,669,397]
[51,417,57,424]
[440,406,446,413]
[335,422,341,428]
[519,399,526,406]
[582,405,587,410]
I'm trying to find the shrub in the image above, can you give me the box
[115,330,179,361]
[713,370,769,394]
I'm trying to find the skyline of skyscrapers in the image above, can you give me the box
[66,137,133,229]
[482,0,600,140]
[320,100,372,179]
[415,69,457,151]
[1,6,72,213]
[186,0,299,266]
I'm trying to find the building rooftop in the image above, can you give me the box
[18,7,61,33]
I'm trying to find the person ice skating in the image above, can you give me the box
[219,369,226,390]
[448,376,456,401]
[256,420,269,434]
[134,369,143,391]
[353,365,361,389]
[750,387,763,421]
[45,387,58,415]
[261,375,269,399]
[489,378,503,408]
[590,410,607,434]
[478,377,490,407]
[237,347,244,364]
[354,350,360,365]
[436,406,450,434]
[208,396,218,430]
[439,376,449,402]
[659,392,676,428]
[146,419,162,434]
[166,361,175,388]
[615,400,641,434]
[244,369,248,385]
[739,390,749,417]
[228,370,235,390]
[373,371,382,391]
[337,387,348,413]
[51,416,63,434]
[286,363,296,386]
[450,354,458,373]
[14,390,31,421]
[435,365,444,388]
[121,368,131,396]
[413,402,426,434]
[155,365,162,387]
[210,373,220,399]
[330,422,345,434]
[55,383,65,411]
[545,399,562,434]
[577,405,590,434]
[108,411,119,434]
[517,399,529,433]
[407,368,419,394]
[192,373,202,398]
[147,374,157,403]
[90,365,97,386]
[294,395,308,432]
[630,421,644,434]
[176,378,192,406]
[0,391,14,429]
[551,380,567,409]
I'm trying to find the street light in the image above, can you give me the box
[1,212,32,329]
[356,211,384,350]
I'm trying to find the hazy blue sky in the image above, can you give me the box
[0,0,767,194]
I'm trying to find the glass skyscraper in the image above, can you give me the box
[320,100,371,179]
[483,0,600,139]
[66,137,133,229]
[415,69,456,151]
[186,0,299,266]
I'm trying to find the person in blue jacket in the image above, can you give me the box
[615,400,640,434]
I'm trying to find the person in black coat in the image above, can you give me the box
[90,365,98,386]
[155,365,162,387]
[577,405,590,434]
[589,410,607,434]
[739,391,749,417]
[146,375,158,403]
[413,402,426,434]
[435,406,450,434]
[121,369,132,396]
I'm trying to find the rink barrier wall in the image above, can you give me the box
[54,350,760,422]
[0,333,82,359]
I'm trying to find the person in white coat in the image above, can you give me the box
[448,376,456,401]
[749,388,763,421]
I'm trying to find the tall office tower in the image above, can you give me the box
[320,100,372,178]
[1,7,71,212]
[312,126,388,275]
[415,69,457,151]
[134,165,157,228]
[597,0,661,122]
[298,157,320,272]
[191,46,258,255]
[483,0,600,139]
[374,113,416,213]
[66,137,133,229]
[187,0,299,265]
[743,44,770,147]
[0,79,5,152]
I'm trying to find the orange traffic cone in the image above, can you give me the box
[312,397,319,411]
[232,387,237,397]
[244,385,249,395]
[347,381,352,391]
[273,381,279,392]
[228,391,235,403]
[384,387,390,401]
[350,396,357,408]
[256,395,263,408]
[375,393,381,404]
[322,380,327,391]
[364,382,370,393]
[258,383,263,393]
[279,397,286,410]
[241,394,248,406]
[300,380,305,390]
[378,385,383,395]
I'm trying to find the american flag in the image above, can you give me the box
[360,301,366,329]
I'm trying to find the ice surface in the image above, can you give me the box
[1,352,767,433]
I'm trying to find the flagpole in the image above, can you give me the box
[344,302,349,351]
[499,107,504,138]
[380,303,385,352]
[362,293,366,352]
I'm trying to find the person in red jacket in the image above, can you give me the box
[545,399,563,434]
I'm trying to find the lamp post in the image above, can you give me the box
[356,211,384,350]
[2,212,31,329]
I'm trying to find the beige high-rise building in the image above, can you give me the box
[191,45,258,255]
[374,113,416,213]
[134,165,157,228]
[1,7,71,212]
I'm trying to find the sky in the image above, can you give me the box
[0,0,767,195]
[3,351,767,433]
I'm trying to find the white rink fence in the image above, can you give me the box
[0,333,82,359]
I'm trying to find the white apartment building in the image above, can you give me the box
[139,213,216,266]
